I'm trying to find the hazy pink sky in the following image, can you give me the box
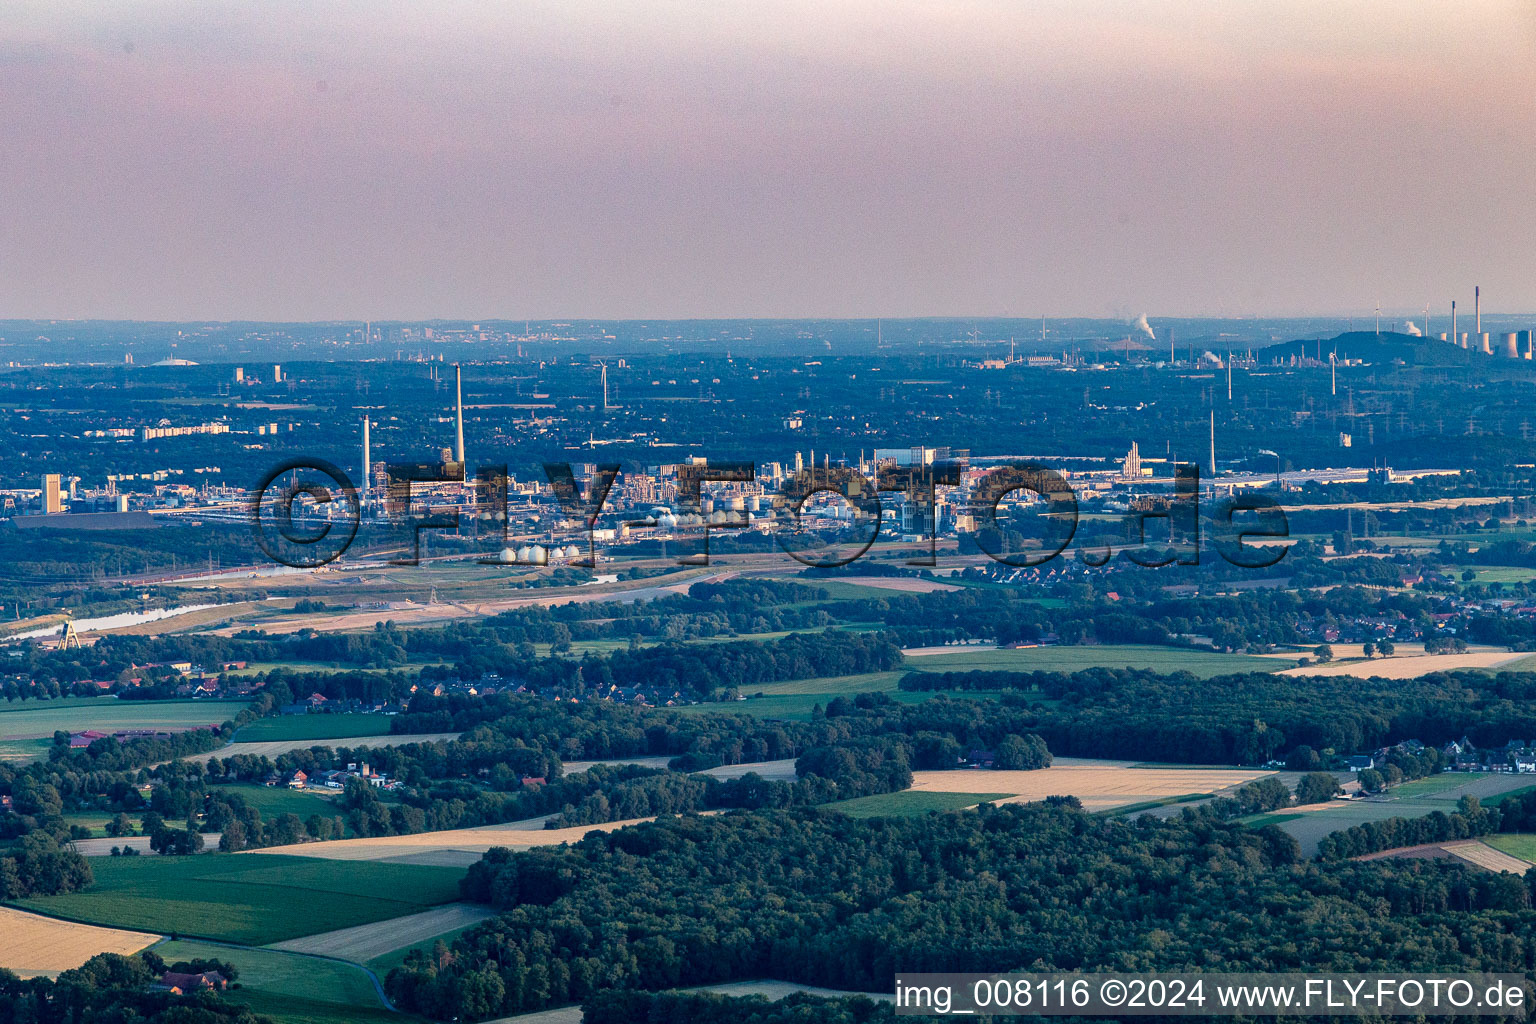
[3,1,1535,320]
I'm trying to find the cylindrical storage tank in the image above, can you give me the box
[1505,333,1521,359]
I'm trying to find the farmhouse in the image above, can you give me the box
[151,971,227,994]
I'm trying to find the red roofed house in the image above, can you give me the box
[152,971,227,994]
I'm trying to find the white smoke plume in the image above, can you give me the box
[1131,313,1155,339]
[1403,321,1423,336]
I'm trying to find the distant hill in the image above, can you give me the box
[1258,330,1500,367]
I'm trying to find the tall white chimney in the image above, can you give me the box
[455,365,465,465]
[361,416,371,503]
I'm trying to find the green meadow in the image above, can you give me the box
[153,939,405,1024]
[18,854,464,945]
[683,643,1289,721]
[828,791,1011,818]
[235,714,396,742]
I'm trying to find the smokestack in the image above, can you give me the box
[455,364,465,465]
[1475,285,1481,336]
[361,416,370,505]
[1451,300,1457,344]
[601,363,609,410]
[1209,409,1216,478]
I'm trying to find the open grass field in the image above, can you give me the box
[16,854,466,945]
[1484,833,1536,865]
[0,699,249,741]
[0,696,114,714]
[908,763,1274,812]
[906,644,1295,676]
[153,939,400,1024]
[267,902,496,961]
[0,737,49,762]
[684,642,1278,721]
[1265,773,1536,856]
[235,714,396,742]
[1242,812,1305,827]
[1482,784,1536,805]
[366,921,486,975]
[1388,774,1485,798]
[0,906,157,976]
[1458,566,1536,584]
[682,687,985,721]
[806,575,959,593]
[208,782,347,818]
[176,732,462,764]
[789,579,925,602]
[829,790,1011,818]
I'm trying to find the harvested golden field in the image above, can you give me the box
[908,764,1272,811]
[1279,651,1524,678]
[247,814,679,862]
[0,906,157,975]
[1445,841,1536,874]
[267,902,496,960]
[1360,840,1533,875]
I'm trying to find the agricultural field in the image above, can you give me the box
[153,939,400,1024]
[236,714,396,742]
[0,696,114,714]
[0,737,49,762]
[1262,773,1536,856]
[907,762,1274,812]
[365,921,486,976]
[0,699,249,743]
[250,814,679,863]
[267,902,496,961]
[828,790,1010,818]
[1483,833,1536,865]
[687,643,1290,721]
[16,854,466,945]
[0,906,157,976]
[1279,650,1528,678]
[176,732,462,764]
[207,782,348,818]
[906,644,1296,676]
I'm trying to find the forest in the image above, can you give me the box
[900,667,1536,764]
[389,802,1536,1020]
